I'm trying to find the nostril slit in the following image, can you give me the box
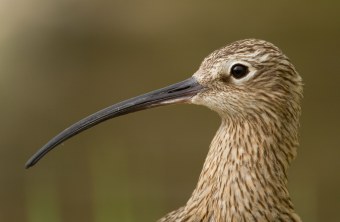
[168,85,190,93]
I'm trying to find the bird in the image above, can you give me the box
[26,39,303,222]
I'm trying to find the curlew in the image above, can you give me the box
[26,39,303,222]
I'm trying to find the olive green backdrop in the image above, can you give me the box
[1,1,339,221]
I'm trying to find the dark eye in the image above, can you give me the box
[230,64,249,79]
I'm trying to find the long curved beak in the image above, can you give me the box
[25,77,204,168]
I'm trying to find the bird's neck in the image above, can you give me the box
[183,117,301,222]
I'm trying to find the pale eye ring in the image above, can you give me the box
[230,64,249,79]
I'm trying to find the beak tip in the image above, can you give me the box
[25,159,35,169]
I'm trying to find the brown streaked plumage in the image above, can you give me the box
[159,39,302,222]
[26,39,303,222]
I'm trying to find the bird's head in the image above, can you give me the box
[191,39,303,120]
[25,39,303,168]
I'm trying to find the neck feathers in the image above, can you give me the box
[160,114,301,222]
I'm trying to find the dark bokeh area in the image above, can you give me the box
[1,1,339,221]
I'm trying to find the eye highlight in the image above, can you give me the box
[230,64,249,79]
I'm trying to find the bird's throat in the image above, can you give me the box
[182,118,301,222]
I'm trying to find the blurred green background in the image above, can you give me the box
[1,1,339,221]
